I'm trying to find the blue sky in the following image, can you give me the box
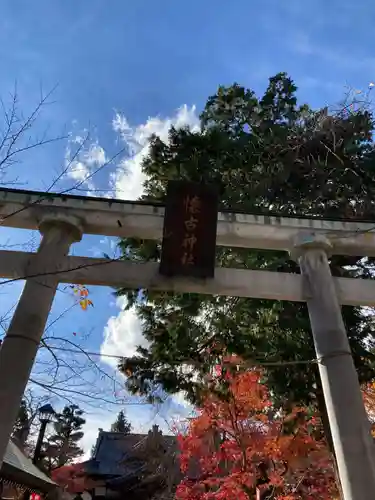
[0,0,374,453]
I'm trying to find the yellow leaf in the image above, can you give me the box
[80,300,88,310]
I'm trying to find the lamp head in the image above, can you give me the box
[38,404,55,424]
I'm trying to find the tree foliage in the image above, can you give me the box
[176,358,337,500]
[12,400,30,449]
[12,393,50,455]
[111,409,132,434]
[44,404,85,469]
[51,463,97,494]
[117,73,375,417]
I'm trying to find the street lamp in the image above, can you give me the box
[32,404,55,465]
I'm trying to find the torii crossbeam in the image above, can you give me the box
[0,187,375,499]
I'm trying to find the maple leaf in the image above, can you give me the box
[69,284,94,310]
[176,358,337,499]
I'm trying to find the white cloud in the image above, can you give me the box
[100,297,149,369]
[80,411,114,459]
[88,236,118,258]
[100,296,193,417]
[111,105,200,200]
[85,143,107,167]
[95,105,201,444]
[67,161,92,187]
[65,138,107,195]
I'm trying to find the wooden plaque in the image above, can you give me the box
[159,181,219,279]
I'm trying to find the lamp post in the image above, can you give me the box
[32,404,55,466]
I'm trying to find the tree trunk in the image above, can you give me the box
[256,485,274,500]
[315,376,343,500]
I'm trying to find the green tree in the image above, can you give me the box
[44,404,86,469]
[12,400,31,450]
[111,410,132,434]
[117,73,375,448]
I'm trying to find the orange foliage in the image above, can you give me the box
[69,285,94,311]
[362,382,375,437]
[52,463,98,493]
[176,360,337,500]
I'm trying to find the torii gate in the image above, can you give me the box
[0,187,375,499]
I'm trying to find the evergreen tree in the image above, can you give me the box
[116,73,375,466]
[111,410,132,434]
[12,399,31,450]
[44,404,85,469]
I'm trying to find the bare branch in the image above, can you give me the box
[47,130,91,192]
[0,84,68,181]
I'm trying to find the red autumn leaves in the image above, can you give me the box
[52,463,98,493]
[176,360,337,500]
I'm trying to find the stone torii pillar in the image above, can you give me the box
[0,215,82,467]
[292,233,375,500]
